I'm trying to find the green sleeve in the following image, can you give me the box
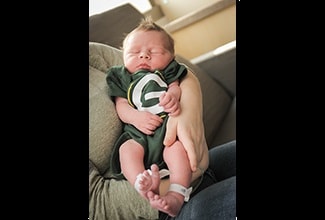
[162,60,187,85]
[106,66,131,99]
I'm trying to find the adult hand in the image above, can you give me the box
[164,71,207,172]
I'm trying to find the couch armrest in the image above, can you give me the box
[191,41,236,98]
[176,54,233,148]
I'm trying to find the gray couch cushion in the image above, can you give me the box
[213,96,236,146]
[175,55,232,148]
[89,3,144,49]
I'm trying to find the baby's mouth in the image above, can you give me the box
[137,63,151,70]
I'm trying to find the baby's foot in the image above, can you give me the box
[148,191,184,217]
[134,170,153,198]
[149,164,160,195]
[134,164,161,199]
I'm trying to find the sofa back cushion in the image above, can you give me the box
[89,3,144,49]
[175,55,232,148]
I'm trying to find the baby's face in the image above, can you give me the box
[123,30,174,73]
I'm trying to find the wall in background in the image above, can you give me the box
[89,0,236,60]
[89,0,152,16]
[154,0,221,22]
[159,0,236,59]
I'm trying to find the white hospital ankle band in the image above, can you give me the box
[169,183,193,202]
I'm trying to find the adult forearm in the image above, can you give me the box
[165,70,209,173]
[179,71,203,120]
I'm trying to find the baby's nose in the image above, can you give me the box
[139,52,150,59]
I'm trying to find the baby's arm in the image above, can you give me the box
[159,80,181,116]
[115,97,163,135]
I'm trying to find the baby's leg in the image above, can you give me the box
[148,140,192,217]
[119,140,150,198]
[120,140,163,199]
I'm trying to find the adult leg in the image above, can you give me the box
[188,140,236,197]
[174,176,236,220]
[89,160,159,220]
[163,140,236,220]
[209,140,236,181]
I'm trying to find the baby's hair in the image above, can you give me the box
[122,16,175,54]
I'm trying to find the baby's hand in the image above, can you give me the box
[133,111,163,135]
[159,92,181,116]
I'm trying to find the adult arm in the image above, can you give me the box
[160,70,209,194]
[164,70,208,171]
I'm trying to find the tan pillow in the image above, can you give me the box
[89,42,124,174]
[89,42,124,72]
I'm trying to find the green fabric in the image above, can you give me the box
[106,60,187,99]
[89,161,158,220]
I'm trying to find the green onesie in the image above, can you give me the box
[106,60,187,180]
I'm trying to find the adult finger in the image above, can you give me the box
[164,117,177,147]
